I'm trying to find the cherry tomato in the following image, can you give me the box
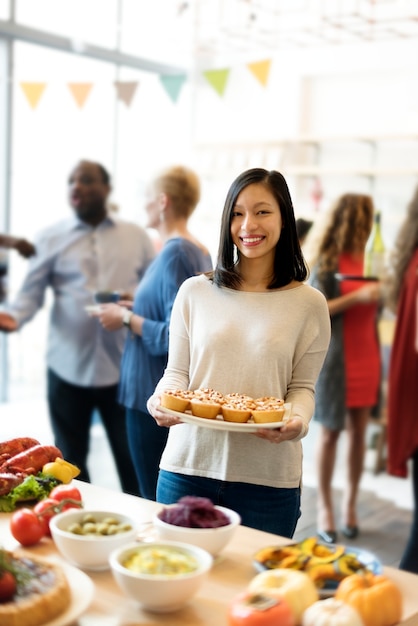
[0,570,17,602]
[228,591,295,626]
[49,484,82,504]
[10,508,45,546]
[34,497,60,536]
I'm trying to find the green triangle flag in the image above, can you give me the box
[202,68,230,97]
[159,74,187,103]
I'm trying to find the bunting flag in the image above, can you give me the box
[202,68,230,97]
[159,74,187,103]
[67,82,93,108]
[114,81,139,107]
[15,56,273,111]
[19,82,47,109]
[247,59,272,87]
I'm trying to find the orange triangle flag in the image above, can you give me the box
[67,82,93,108]
[20,82,47,109]
[114,81,139,107]
[247,59,272,87]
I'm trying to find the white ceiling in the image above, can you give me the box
[171,0,418,65]
[4,1,417,74]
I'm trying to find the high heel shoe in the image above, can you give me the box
[317,529,338,544]
[341,525,359,539]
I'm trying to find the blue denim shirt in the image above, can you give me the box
[118,237,212,412]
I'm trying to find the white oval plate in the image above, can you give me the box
[161,403,291,433]
[44,562,95,626]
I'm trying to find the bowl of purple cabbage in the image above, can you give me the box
[153,496,241,555]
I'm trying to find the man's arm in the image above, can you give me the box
[0,231,54,330]
[0,234,36,258]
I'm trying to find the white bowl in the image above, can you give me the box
[109,540,213,612]
[153,504,241,555]
[49,509,139,571]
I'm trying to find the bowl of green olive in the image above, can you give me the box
[49,509,139,571]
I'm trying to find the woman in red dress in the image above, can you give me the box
[309,194,382,543]
[386,186,418,573]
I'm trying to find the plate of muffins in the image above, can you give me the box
[160,388,291,433]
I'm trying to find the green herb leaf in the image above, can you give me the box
[0,474,60,512]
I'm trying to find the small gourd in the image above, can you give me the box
[248,569,318,624]
[302,598,364,626]
[335,572,402,626]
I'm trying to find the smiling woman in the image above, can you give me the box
[147,167,331,538]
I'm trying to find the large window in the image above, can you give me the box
[3,21,196,401]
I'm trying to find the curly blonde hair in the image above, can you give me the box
[386,185,418,311]
[314,193,374,272]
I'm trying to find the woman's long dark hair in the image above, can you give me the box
[211,168,308,289]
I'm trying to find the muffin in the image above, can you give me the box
[221,393,256,423]
[251,397,286,423]
[161,390,194,413]
[221,405,252,423]
[193,388,225,405]
[189,388,224,419]
[190,399,222,419]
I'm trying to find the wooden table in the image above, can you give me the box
[1,480,418,625]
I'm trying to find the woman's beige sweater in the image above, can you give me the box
[154,274,330,488]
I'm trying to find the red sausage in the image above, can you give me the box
[0,437,40,462]
[0,444,63,475]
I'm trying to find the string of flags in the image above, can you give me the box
[17,59,271,109]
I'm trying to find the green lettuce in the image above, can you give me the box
[0,473,60,513]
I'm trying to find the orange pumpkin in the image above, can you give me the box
[335,571,402,626]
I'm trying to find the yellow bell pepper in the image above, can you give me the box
[42,457,80,483]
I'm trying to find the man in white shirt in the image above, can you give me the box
[0,160,155,494]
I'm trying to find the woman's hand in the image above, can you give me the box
[254,417,306,443]
[355,281,382,303]
[328,281,383,316]
[147,394,183,428]
[89,303,125,331]
[118,299,134,309]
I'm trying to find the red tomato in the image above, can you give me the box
[49,484,82,504]
[34,497,60,536]
[228,592,295,626]
[10,508,45,546]
[0,570,17,602]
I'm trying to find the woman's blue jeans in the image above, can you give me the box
[157,470,301,538]
[126,408,168,501]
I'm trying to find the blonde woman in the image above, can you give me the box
[93,165,212,500]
